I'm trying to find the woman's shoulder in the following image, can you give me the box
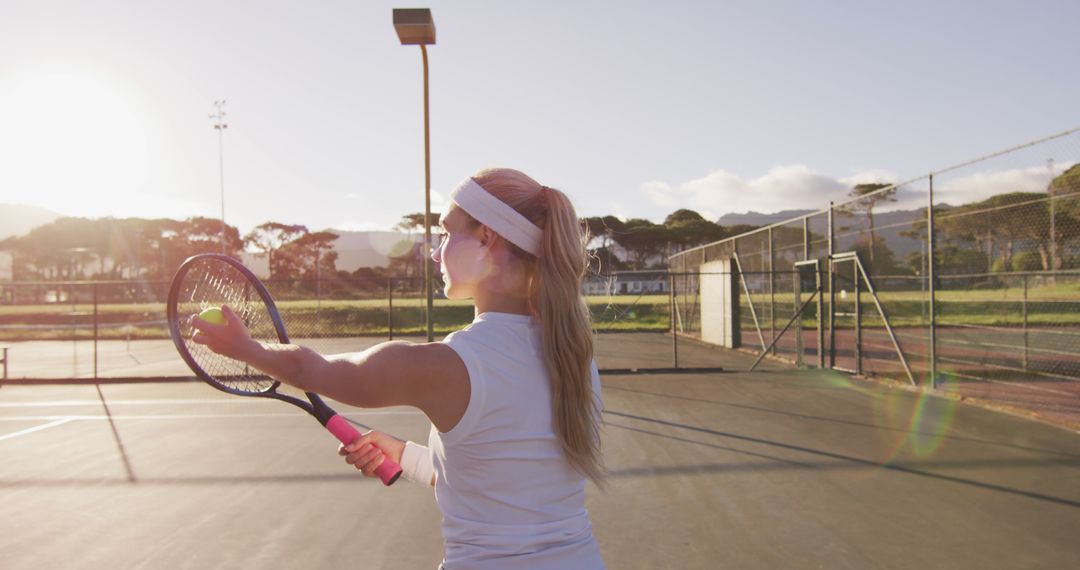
[376,340,470,432]
[444,313,538,346]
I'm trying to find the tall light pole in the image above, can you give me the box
[393,8,436,342]
[210,100,228,254]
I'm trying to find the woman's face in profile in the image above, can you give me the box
[433,206,494,300]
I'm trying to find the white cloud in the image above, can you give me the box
[935,163,1074,206]
[643,165,871,220]
[641,181,678,209]
[607,199,632,222]
[839,169,898,187]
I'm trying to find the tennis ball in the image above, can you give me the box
[199,307,226,325]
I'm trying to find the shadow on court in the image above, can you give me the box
[2,337,1079,568]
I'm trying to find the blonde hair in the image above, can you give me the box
[470,167,605,486]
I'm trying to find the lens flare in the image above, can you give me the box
[875,372,959,467]
[818,369,960,474]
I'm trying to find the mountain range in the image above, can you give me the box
[1,204,928,270]
[324,229,419,271]
[0,203,419,270]
[717,207,927,260]
[204,229,418,278]
[0,204,63,240]
[716,209,817,227]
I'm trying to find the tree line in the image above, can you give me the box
[4,164,1074,285]
[893,164,1080,275]
[0,208,751,283]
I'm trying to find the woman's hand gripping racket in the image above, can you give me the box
[166,253,402,486]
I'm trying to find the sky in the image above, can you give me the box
[1,0,1078,235]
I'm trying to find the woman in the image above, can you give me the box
[192,168,606,569]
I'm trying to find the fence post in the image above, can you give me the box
[1022,273,1029,371]
[93,282,99,380]
[928,174,938,388]
[800,215,809,368]
[1049,158,1057,278]
[669,271,679,368]
[827,201,835,369]
[69,282,77,376]
[854,260,861,375]
[794,266,804,367]
[817,262,825,369]
[388,278,394,341]
[803,216,809,261]
[768,227,775,355]
[316,248,322,334]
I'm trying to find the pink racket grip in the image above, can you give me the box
[325,415,403,486]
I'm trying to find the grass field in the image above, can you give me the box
[2,287,1078,341]
[0,295,673,340]
[0,294,667,315]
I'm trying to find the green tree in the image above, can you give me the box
[586,246,627,274]
[612,218,669,269]
[723,224,760,238]
[846,183,897,265]
[582,216,625,274]
[177,217,243,257]
[385,243,422,280]
[1049,163,1080,202]
[2,215,242,281]
[276,231,340,282]
[936,192,1080,272]
[244,222,308,279]
[389,213,438,279]
[663,209,726,251]
[396,212,440,233]
[351,265,390,294]
[1048,163,1080,269]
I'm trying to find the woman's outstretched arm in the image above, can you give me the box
[191,308,468,430]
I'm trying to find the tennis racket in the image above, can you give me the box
[166,253,402,486]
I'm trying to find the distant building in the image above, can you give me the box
[583,270,668,296]
[238,251,271,279]
[0,251,11,281]
[240,231,423,279]
[327,230,423,271]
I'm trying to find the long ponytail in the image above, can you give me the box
[471,168,605,486]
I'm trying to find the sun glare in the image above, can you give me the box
[0,68,150,215]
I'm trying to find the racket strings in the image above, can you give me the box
[178,258,280,394]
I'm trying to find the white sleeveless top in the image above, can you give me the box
[431,312,605,569]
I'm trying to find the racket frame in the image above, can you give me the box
[167,253,402,485]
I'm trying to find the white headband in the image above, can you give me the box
[448,178,543,256]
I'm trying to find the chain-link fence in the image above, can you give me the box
[0,269,688,380]
[670,127,1080,426]
[0,276,443,379]
[929,130,1080,420]
[4,127,1079,426]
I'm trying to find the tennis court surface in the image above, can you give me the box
[2,336,1079,568]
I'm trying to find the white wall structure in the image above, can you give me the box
[0,251,12,281]
[699,259,739,348]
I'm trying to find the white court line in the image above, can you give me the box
[0,399,414,408]
[0,399,291,408]
[0,411,425,421]
[0,418,76,442]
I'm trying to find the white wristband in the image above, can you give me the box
[401,441,436,486]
